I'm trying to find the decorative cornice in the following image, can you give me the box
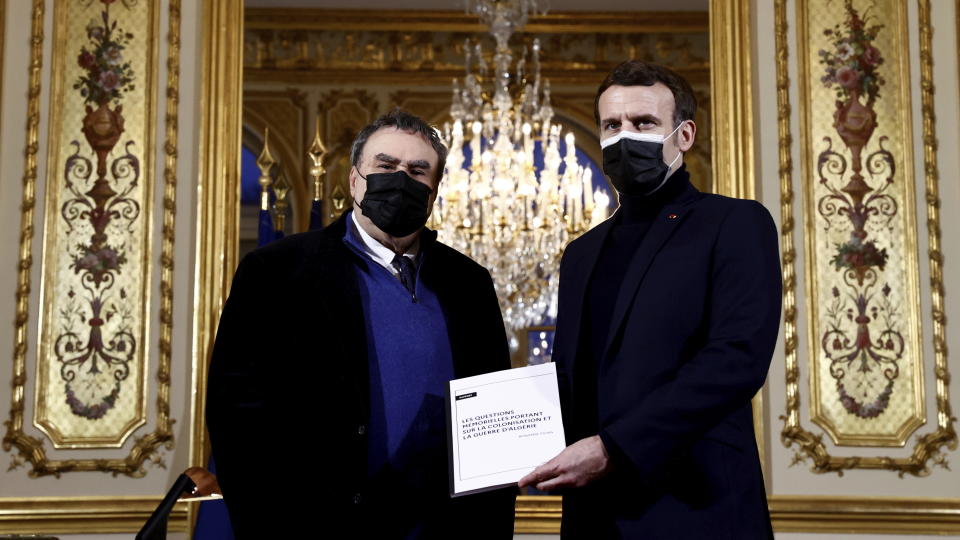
[244,9,708,34]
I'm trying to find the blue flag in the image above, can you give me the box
[257,208,274,248]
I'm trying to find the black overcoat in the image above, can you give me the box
[206,214,516,538]
[554,182,781,540]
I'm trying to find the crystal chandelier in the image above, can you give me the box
[432,0,611,352]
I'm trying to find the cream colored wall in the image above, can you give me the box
[755,0,960,535]
[0,0,206,536]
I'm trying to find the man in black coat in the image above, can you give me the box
[207,110,515,538]
[520,61,781,539]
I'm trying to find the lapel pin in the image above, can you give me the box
[667,213,678,220]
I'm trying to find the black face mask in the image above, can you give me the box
[601,126,682,196]
[358,169,433,237]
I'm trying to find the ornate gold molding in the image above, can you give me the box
[0,497,188,534]
[769,496,960,534]
[512,495,960,534]
[709,0,755,200]
[917,0,957,466]
[514,495,562,534]
[778,0,956,476]
[155,0,183,476]
[191,0,243,484]
[774,0,801,467]
[3,0,44,473]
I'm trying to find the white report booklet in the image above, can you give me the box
[446,362,566,497]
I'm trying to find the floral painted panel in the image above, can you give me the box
[799,0,924,446]
[35,0,158,448]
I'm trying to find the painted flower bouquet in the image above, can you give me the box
[830,240,888,273]
[71,244,127,285]
[73,4,135,105]
[818,0,885,106]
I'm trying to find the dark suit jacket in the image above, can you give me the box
[206,214,515,539]
[554,181,781,539]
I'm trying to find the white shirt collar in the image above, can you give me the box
[350,210,418,272]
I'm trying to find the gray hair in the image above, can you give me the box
[350,109,448,183]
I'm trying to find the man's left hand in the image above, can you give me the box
[517,435,611,492]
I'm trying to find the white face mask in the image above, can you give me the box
[600,123,684,195]
[600,122,684,149]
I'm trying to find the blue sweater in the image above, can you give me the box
[343,218,454,505]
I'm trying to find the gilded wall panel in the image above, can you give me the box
[6,0,180,479]
[779,0,955,475]
[34,0,160,448]
[798,0,923,447]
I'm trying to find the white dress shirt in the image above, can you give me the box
[350,210,418,278]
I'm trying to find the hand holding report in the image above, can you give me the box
[446,363,566,496]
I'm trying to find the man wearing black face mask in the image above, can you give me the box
[520,61,781,539]
[207,110,516,538]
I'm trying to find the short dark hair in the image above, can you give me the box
[594,61,697,128]
[350,109,448,184]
